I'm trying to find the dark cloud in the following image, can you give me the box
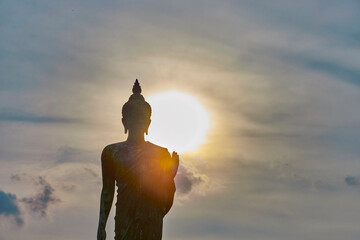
[0,109,79,124]
[10,174,22,182]
[345,176,360,187]
[10,173,28,182]
[175,165,208,195]
[0,190,24,226]
[20,176,60,217]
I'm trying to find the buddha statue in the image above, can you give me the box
[97,79,179,240]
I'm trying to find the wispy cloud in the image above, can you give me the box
[285,55,360,87]
[55,146,97,164]
[0,110,79,124]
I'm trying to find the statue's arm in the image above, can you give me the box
[161,150,179,216]
[97,146,115,240]
[171,151,179,178]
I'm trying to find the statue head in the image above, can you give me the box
[122,79,152,135]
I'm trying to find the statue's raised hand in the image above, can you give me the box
[171,151,179,177]
[97,228,106,240]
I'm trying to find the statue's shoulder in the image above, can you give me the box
[146,141,170,155]
[102,141,127,156]
[146,141,167,150]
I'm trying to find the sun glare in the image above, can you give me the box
[145,91,210,153]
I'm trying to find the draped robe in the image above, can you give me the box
[101,141,177,240]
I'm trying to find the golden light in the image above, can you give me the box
[145,91,210,153]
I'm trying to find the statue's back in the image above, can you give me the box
[105,141,176,240]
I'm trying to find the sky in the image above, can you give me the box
[1,0,360,239]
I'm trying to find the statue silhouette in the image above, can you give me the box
[97,79,179,240]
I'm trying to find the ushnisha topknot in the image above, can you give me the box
[132,79,142,94]
[122,79,152,119]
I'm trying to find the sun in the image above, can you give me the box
[145,91,210,153]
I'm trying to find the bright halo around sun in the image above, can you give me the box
[145,91,210,153]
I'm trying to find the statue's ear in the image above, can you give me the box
[122,118,128,134]
[145,119,151,135]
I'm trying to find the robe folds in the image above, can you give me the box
[101,141,177,240]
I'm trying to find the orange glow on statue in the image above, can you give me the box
[97,80,179,240]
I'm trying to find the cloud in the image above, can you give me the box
[296,57,360,87]
[10,173,28,182]
[55,146,96,164]
[318,126,360,155]
[175,165,208,195]
[20,176,60,217]
[235,159,341,195]
[83,167,98,178]
[0,109,78,124]
[0,190,24,227]
[10,174,22,182]
[58,183,77,192]
[345,176,360,187]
